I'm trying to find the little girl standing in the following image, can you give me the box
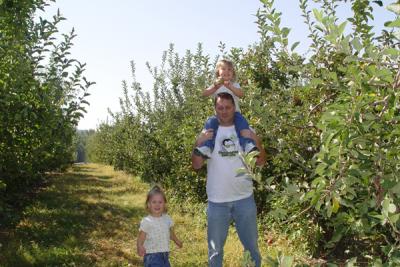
[137,185,182,267]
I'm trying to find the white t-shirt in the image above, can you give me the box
[212,82,241,112]
[139,214,173,253]
[206,125,253,203]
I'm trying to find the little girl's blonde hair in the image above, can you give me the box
[215,59,237,81]
[145,184,168,213]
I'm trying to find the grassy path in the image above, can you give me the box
[1,164,148,266]
[1,163,269,266]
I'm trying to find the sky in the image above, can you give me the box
[39,0,395,130]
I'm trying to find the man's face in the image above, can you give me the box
[215,97,235,126]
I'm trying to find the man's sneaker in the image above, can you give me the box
[194,146,212,159]
[244,142,259,155]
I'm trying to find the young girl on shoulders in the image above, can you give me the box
[137,185,182,267]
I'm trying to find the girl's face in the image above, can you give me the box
[218,64,234,81]
[147,193,166,217]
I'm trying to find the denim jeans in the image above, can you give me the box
[203,112,255,151]
[144,252,170,267]
[207,194,261,267]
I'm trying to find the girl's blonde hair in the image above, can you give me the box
[145,184,168,213]
[215,59,237,81]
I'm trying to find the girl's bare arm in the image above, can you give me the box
[170,227,183,248]
[137,230,147,257]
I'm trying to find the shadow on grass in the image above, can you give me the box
[0,165,145,267]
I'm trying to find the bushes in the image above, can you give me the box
[88,0,400,264]
[0,1,92,198]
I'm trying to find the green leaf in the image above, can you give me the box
[389,213,399,224]
[369,214,385,221]
[338,21,347,36]
[390,182,400,195]
[385,18,400,28]
[351,38,363,52]
[345,257,358,267]
[236,168,248,175]
[313,9,323,23]
[387,3,400,15]
[315,163,327,176]
[279,255,294,267]
[388,204,397,213]
[291,41,300,51]
[332,197,340,213]
[286,184,298,194]
[383,47,400,56]
[326,201,333,217]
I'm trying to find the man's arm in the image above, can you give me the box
[192,151,205,170]
[251,131,266,166]
[241,130,266,166]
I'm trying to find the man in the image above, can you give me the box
[192,92,266,267]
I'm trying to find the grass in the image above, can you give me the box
[0,163,308,266]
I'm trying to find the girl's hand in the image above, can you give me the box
[214,77,224,86]
[137,245,146,257]
[175,239,183,248]
[224,81,233,90]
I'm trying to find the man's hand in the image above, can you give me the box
[242,130,266,166]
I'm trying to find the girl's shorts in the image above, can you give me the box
[144,252,170,267]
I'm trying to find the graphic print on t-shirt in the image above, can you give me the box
[218,133,239,157]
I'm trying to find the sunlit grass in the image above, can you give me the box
[0,163,309,266]
[0,163,147,266]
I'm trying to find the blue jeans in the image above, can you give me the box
[144,252,170,267]
[202,112,255,151]
[207,194,261,267]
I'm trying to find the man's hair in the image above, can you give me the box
[214,92,235,106]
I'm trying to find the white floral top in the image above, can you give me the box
[139,214,173,253]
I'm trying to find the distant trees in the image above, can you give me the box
[74,130,96,163]
[0,0,92,202]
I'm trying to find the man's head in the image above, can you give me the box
[214,92,235,126]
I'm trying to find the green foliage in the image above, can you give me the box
[265,251,294,267]
[87,0,399,264]
[0,0,92,208]
[241,250,256,267]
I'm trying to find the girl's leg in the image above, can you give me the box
[163,252,171,267]
[234,112,256,152]
[203,115,219,150]
[194,116,219,159]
